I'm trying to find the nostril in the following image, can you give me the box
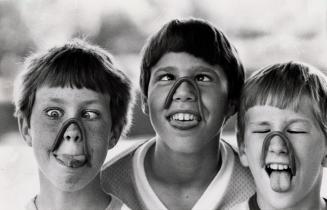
[73,136,80,142]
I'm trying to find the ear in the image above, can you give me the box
[226,99,236,119]
[18,114,32,147]
[141,94,149,115]
[322,156,327,167]
[237,131,249,167]
[108,125,121,150]
[322,149,327,167]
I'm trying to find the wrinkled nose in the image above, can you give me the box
[268,135,288,155]
[64,123,82,142]
[55,123,84,155]
[173,81,196,102]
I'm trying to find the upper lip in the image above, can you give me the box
[166,110,200,118]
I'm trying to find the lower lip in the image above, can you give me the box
[169,119,199,130]
[53,154,87,169]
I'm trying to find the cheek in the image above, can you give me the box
[244,134,264,164]
[295,139,325,166]
[202,88,228,112]
[30,118,62,147]
[85,123,111,148]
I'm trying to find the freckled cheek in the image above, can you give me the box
[30,119,62,148]
[84,123,111,148]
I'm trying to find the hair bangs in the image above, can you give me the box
[38,49,116,94]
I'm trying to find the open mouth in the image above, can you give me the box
[265,163,294,192]
[167,112,201,129]
[53,153,88,168]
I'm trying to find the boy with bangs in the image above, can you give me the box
[101,18,255,210]
[13,39,133,210]
[233,61,327,210]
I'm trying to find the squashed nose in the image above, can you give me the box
[56,123,84,155]
[173,81,196,102]
[164,77,204,121]
[64,123,82,142]
[260,131,296,176]
[268,136,288,155]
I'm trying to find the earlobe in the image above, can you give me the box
[237,130,249,167]
[322,155,327,168]
[18,114,32,147]
[108,126,121,150]
[227,100,236,118]
[141,95,149,115]
[238,143,249,167]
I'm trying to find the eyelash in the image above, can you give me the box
[81,110,100,120]
[44,108,64,119]
[252,130,270,134]
[286,130,307,134]
[158,74,174,81]
[195,74,212,82]
[252,129,307,134]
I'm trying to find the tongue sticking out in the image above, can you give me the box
[54,135,87,168]
[55,154,86,168]
[270,171,292,192]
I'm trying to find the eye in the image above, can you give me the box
[287,130,308,134]
[82,110,100,120]
[159,74,174,81]
[252,129,270,134]
[45,108,63,119]
[195,74,211,82]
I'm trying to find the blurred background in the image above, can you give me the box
[0,0,326,209]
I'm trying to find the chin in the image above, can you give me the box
[262,191,299,210]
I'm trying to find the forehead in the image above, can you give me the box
[152,52,226,77]
[245,101,315,126]
[34,86,110,107]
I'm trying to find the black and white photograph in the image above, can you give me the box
[0,0,327,209]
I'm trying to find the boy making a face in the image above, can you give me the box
[102,18,255,210]
[14,39,133,210]
[235,61,327,210]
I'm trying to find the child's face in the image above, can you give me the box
[145,52,230,152]
[239,99,327,209]
[19,86,116,192]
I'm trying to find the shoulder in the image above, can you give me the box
[219,139,255,209]
[103,138,148,168]
[229,199,250,210]
[25,196,37,210]
[101,139,146,190]
[101,138,151,210]
[106,194,132,210]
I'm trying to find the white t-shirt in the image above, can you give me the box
[25,194,130,210]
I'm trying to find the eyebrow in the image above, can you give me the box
[287,118,311,125]
[248,121,271,126]
[44,97,104,106]
[248,119,311,126]
[153,65,219,75]
[152,66,175,75]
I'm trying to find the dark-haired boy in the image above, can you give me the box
[102,18,255,210]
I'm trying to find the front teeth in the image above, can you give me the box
[171,113,196,121]
[267,163,289,170]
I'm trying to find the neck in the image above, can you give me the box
[146,136,221,186]
[37,172,110,210]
